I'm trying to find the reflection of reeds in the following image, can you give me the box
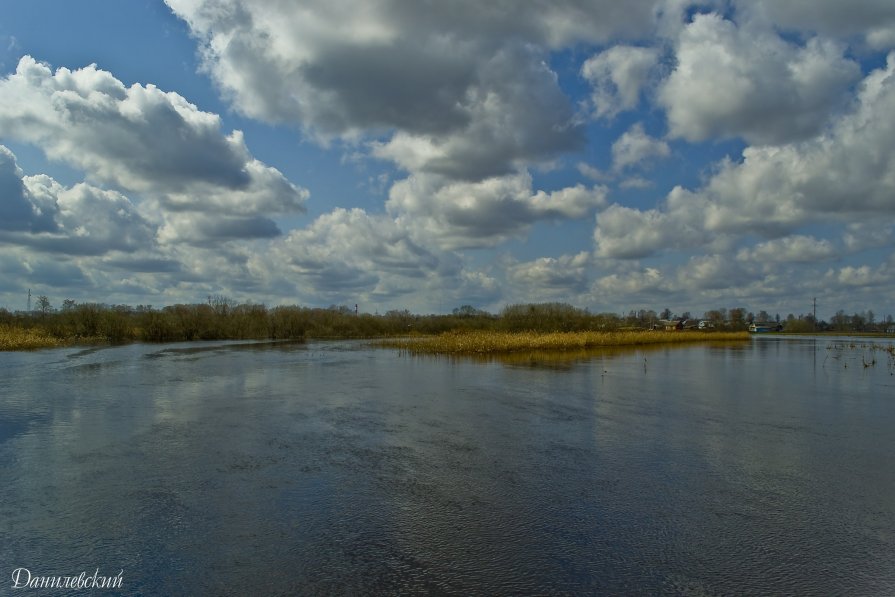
[419,341,751,369]
[0,324,63,350]
[826,340,895,372]
[379,330,750,355]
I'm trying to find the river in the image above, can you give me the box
[1,336,893,594]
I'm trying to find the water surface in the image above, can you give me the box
[1,337,893,594]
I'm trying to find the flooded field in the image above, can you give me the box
[1,336,894,594]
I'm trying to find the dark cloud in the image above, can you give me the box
[300,43,474,136]
[102,256,184,273]
[160,213,281,245]
[737,0,895,49]
[0,146,57,233]
[165,0,631,180]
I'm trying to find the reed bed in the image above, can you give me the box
[0,324,64,350]
[379,329,750,355]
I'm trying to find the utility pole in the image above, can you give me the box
[27,289,31,313]
[813,297,817,331]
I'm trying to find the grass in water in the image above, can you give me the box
[0,324,63,350]
[379,329,750,355]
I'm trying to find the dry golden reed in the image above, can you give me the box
[0,324,63,350]
[380,329,750,355]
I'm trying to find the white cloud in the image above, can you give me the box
[256,206,506,311]
[596,53,895,258]
[593,187,708,259]
[659,13,860,145]
[4,2,895,316]
[843,222,893,252]
[736,236,837,264]
[388,171,607,250]
[698,53,895,230]
[619,177,654,190]
[611,123,670,172]
[507,252,591,294]
[0,146,155,255]
[269,207,452,300]
[0,56,307,241]
[592,267,665,296]
[827,263,892,287]
[453,270,501,307]
[576,162,609,182]
[581,45,660,119]
[675,254,751,290]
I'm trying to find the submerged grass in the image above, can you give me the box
[825,339,895,373]
[0,324,64,350]
[379,329,750,355]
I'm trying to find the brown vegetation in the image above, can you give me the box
[378,329,750,355]
[0,324,63,350]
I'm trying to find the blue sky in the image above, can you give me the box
[1,1,894,320]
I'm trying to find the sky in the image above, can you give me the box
[1,0,894,320]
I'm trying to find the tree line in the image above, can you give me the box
[2,297,892,344]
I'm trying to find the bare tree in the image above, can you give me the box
[36,295,52,316]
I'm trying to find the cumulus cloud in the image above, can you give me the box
[736,236,837,263]
[5,1,895,315]
[843,222,893,252]
[0,56,307,240]
[827,263,892,287]
[166,0,663,127]
[581,45,660,119]
[269,208,454,300]
[164,0,672,180]
[0,145,56,233]
[593,187,709,259]
[388,172,607,249]
[674,254,752,291]
[592,267,665,296]
[588,257,831,315]
[611,123,670,172]
[0,145,155,255]
[596,53,895,259]
[507,252,591,294]
[697,53,895,228]
[368,44,583,180]
[659,13,860,145]
[736,0,895,50]
[576,162,609,182]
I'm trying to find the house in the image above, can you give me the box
[655,318,686,331]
